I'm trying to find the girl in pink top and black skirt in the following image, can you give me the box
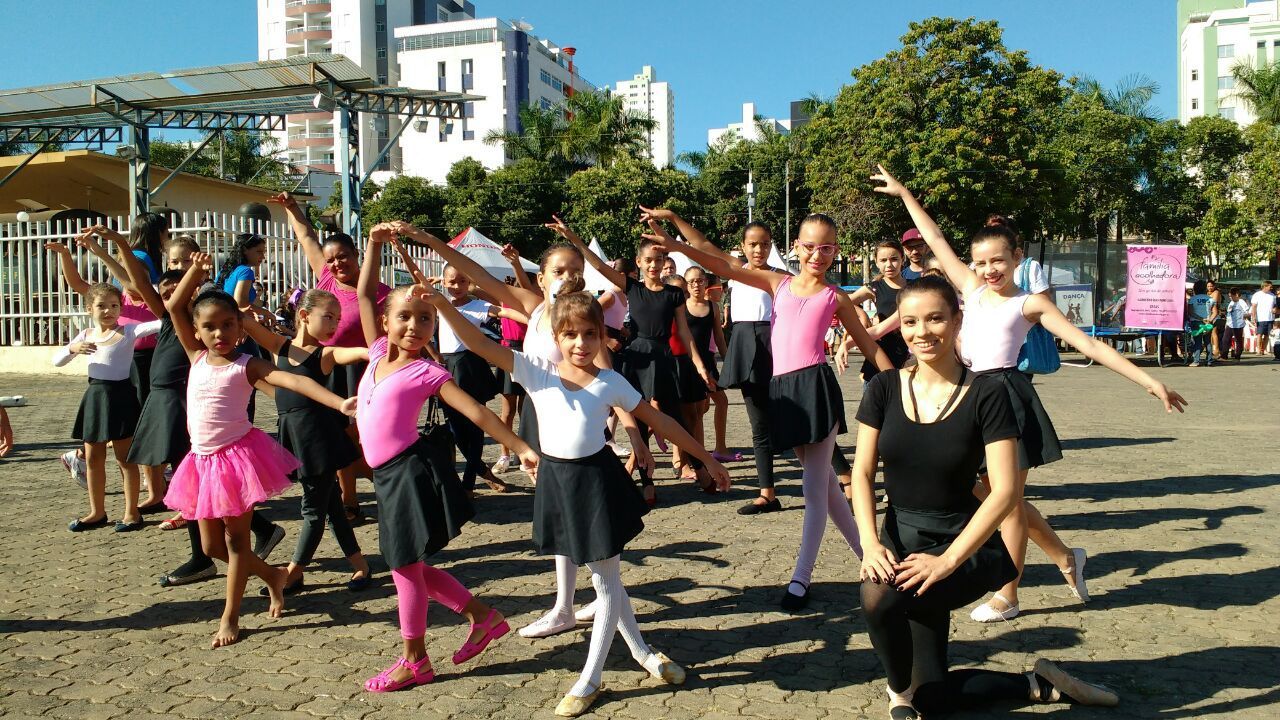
[644,208,893,613]
[355,225,539,693]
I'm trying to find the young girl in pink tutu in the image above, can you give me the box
[163,254,357,648]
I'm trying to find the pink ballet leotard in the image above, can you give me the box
[771,276,838,376]
[357,336,454,468]
[164,351,299,520]
[958,286,1033,372]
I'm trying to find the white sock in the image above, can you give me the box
[549,554,578,620]
[570,556,626,696]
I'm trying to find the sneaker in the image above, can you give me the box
[61,450,87,489]
[491,454,513,474]
[605,441,631,458]
[253,524,286,561]
[1189,361,1200,367]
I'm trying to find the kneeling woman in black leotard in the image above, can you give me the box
[851,276,1119,719]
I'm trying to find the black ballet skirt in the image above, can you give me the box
[373,435,476,569]
[880,503,1019,609]
[976,367,1064,471]
[619,336,680,409]
[72,378,140,443]
[674,354,708,403]
[273,343,360,478]
[443,350,499,404]
[533,447,649,565]
[719,321,772,388]
[127,317,191,466]
[129,347,154,406]
[768,362,846,449]
[492,340,526,397]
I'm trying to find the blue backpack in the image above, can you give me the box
[1015,258,1061,375]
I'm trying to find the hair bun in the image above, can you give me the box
[549,273,585,299]
[984,214,1012,228]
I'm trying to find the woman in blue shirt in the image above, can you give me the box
[129,212,170,284]
[215,233,268,307]
[1185,279,1218,367]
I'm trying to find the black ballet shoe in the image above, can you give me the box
[780,582,810,612]
[68,516,110,532]
[259,578,306,597]
[737,498,781,515]
[889,705,920,720]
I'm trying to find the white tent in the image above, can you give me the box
[444,227,538,280]
[583,238,616,292]
[767,243,788,271]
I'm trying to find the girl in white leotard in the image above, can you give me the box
[872,164,1187,623]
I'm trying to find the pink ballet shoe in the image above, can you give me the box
[364,655,434,693]
[452,609,510,665]
[711,450,744,462]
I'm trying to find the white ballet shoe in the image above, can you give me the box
[970,593,1020,623]
[643,651,686,685]
[1061,548,1090,603]
[573,601,597,623]
[517,612,576,639]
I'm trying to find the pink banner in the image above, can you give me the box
[1123,245,1187,331]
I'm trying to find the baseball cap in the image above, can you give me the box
[901,229,925,245]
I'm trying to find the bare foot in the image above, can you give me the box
[265,565,288,618]
[482,472,509,493]
[211,618,240,648]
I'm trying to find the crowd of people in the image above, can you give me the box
[39,166,1205,717]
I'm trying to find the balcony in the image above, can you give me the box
[285,0,330,15]
[286,23,332,39]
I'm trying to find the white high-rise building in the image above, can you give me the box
[392,18,597,184]
[614,66,674,168]
[707,102,790,148]
[256,0,475,173]
[1179,0,1280,126]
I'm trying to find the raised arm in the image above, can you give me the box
[639,206,740,267]
[393,221,541,314]
[426,288,514,373]
[75,230,136,295]
[501,244,535,291]
[438,381,538,472]
[237,306,288,356]
[167,253,213,359]
[45,242,91,295]
[871,165,981,296]
[545,215,626,291]
[270,192,325,278]
[357,228,390,347]
[643,221,780,295]
[1027,294,1188,413]
[99,225,165,317]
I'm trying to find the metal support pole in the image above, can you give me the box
[129,125,151,218]
[150,130,218,200]
[746,169,755,224]
[784,159,791,251]
[360,114,415,187]
[335,107,360,238]
[0,140,52,191]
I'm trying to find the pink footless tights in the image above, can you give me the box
[391,561,473,639]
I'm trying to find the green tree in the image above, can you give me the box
[802,17,1066,252]
[563,157,699,259]
[147,130,288,191]
[695,125,809,248]
[445,157,488,191]
[1240,122,1280,274]
[484,104,572,172]
[361,175,447,229]
[1231,60,1280,126]
[564,91,659,168]
[443,158,564,254]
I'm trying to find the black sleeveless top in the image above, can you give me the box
[149,314,192,389]
[685,305,717,369]
[625,277,684,341]
[274,340,328,414]
[861,279,912,380]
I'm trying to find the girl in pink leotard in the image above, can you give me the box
[643,207,893,613]
[355,224,539,693]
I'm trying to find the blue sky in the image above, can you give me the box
[0,0,1177,159]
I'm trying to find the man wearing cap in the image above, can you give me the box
[899,229,931,280]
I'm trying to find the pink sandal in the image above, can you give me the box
[452,610,510,665]
[364,655,434,692]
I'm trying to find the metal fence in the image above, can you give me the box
[0,212,441,346]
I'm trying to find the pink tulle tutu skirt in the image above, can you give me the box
[164,428,300,520]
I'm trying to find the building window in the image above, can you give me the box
[438,7,449,22]
[552,77,563,91]
[1219,75,1235,90]
[1192,99,1199,110]
[461,59,473,75]
[464,102,475,118]
[1191,69,1198,81]
[540,69,552,86]
[377,47,386,59]
[1218,44,1234,58]
[438,61,447,77]
[378,73,388,84]
[396,28,498,52]
[376,20,385,32]
[540,97,553,110]
[1259,41,1267,49]
[1221,106,1236,120]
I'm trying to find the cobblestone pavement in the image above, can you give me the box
[1,355,1278,719]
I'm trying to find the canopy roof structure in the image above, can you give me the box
[0,54,482,235]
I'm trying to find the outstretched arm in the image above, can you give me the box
[836,294,893,371]
[439,381,539,472]
[639,206,741,268]
[545,215,626,291]
[167,253,214,359]
[630,401,730,490]
[501,244,535,291]
[99,225,165,317]
[393,221,542,314]
[237,306,288,357]
[1028,294,1188,413]
[270,192,326,278]
[643,220,780,295]
[426,288,514,373]
[870,165,981,296]
[247,356,356,415]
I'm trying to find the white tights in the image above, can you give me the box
[790,427,862,591]
[569,555,653,696]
